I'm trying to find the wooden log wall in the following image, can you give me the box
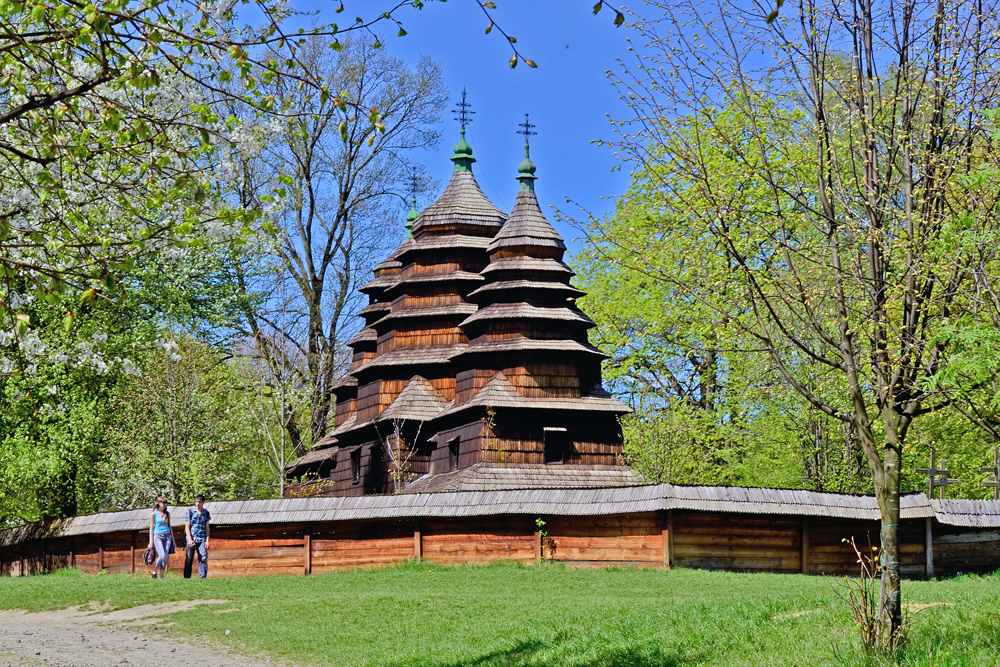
[3,511,998,578]
[932,524,1000,576]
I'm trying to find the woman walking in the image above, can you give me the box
[147,498,174,579]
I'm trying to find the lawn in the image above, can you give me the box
[2,562,998,667]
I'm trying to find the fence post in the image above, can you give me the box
[131,531,137,575]
[304,523,312,576]
[925,517,934,578]
[98,534,105,572]
[801,518,810,575]
[662,510,672,569]
[534,523,542,563]
[413,519,422,560]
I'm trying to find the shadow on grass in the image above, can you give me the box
[394,638,698,667]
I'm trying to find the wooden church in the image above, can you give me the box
[284,114,635,497]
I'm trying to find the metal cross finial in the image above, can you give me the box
[517,113,537,143]
[452,87,475,130]
[406,169,421,201]
[980,446,1000,500]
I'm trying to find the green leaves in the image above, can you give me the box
[591,1,624,26]
[765,0,785,24]
[15,313,30,337]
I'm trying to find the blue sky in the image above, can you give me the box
[364,1,640,249]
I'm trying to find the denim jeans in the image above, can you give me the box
[184,541,208,578]
[153,534,171,571]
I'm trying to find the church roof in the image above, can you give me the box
[394,234,492,256]
[460,303,595,327]
[481,256,575,277]
[467,280,584,300]
[360,273,398,293]
[347,327,377,346]
[487,190,566,253]
[372,303,478,328]
[437,370,629,419]
[402,462,645,494]
[287,445,339,470]
[411,171,507,235]
[358,302,391,317]
[457,337,608,359]
[377,376,448,422]
[354,344,467,371]
[380,270,485,295]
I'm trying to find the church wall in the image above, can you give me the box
[392,292,467,308]
[376,325,466,353]
[428,422,487,474]
[351,349,376,371]
[490,246,563,260]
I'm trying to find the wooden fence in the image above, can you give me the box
[2,485,999,578]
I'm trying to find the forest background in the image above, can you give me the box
[3,0,1000,532]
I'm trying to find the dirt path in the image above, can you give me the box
[0,601,298,667]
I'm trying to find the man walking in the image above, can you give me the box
[183,494,211,579]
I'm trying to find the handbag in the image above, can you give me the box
[142,547,156,566]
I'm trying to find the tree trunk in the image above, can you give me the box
[875,409,903,647]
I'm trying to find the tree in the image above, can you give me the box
[0,0,448,367]
[223,36,447,451]
[103,335,268,506]
[574,105,870,494]
[588,0,1000,647]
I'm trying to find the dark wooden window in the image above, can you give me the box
[448,437,460,471]
[365,445,385,494]
[544,428,569,464]
[415,439,435,458]
[351,448,361,485]
[318,459,336,479]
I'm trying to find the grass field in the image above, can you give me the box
[1,563,998,667]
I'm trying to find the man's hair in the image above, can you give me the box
[195,494,205,502]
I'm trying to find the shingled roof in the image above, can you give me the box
[460,303,595,327]
[347,327,377,346]
[377,376,448,422]
[373,304,478,328]
[403,462,643,493]
[7,489,997,548]
[457,337,608,358]
[481,257,575,277]
[487,190,567,253]
[355,344,467,371]
[468,280,585,301]
[287,445,339,470]
[411,171,507,235]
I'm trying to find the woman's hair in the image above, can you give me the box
[154,497,170,523]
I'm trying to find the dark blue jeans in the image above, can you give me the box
[184,541,208,578]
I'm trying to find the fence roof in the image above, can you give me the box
[1,479,996,547]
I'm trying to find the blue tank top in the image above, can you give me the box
[153,511,170,534]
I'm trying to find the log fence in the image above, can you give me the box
[2,485,999,578]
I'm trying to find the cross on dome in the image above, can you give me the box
[516,113,537,144]
[451,87,475,130]
[516,113,537,192]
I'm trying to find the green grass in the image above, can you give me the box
[2,563,999,667]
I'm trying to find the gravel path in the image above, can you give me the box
[0,601,297,667]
